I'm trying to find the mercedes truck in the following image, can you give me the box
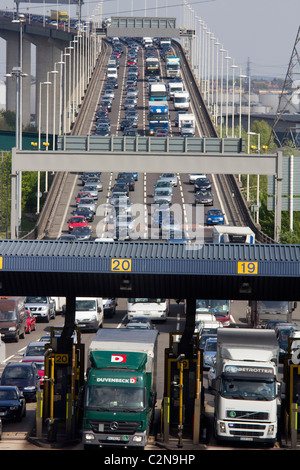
[81,328,159,449]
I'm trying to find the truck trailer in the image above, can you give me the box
[213,328,281,445]
[213,225,255,244]
[81,328,159,449]
[50,10,68,22]
[148,101,169,135]
[149,82,167,101]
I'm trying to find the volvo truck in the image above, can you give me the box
[81,328,159,449]
[213,328,281,445]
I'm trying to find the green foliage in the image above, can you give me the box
[279,230,300,244]
[1,110,16,130]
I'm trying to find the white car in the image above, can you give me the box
[188,173,206,184]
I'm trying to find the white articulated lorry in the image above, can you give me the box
[213,328,282,445]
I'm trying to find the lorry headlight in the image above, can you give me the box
[133,436,143,442]
[267,425,275,435]
[219,422,226,433]
[85,433,95,441]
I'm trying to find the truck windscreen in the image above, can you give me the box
[86,385,145,410]
[221,378,276,400]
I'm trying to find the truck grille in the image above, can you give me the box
[88,419,142,434]
[226,410,269,420]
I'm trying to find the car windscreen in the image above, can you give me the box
[76,300,97,311]
[0,310,17,321]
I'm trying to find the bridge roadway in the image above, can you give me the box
[44,37,243,242]
[1,299,297,451]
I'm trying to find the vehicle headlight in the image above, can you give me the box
[24,386,36,391]
[84,433,95,441]
[9,326,16,331]
[133,436,143,442]
[10,406,19,410]
[267,425,275,435]
[219,422,226,433]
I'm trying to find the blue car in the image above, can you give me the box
[1,362,40,402]
[206,209,224,225]
[0,386,26,421]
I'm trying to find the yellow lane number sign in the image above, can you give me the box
[111,259,132,272]
[237,261,258,275]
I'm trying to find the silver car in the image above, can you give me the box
[85,177,103,191]
[77,197,96,213]
[82,185,98,200]
[153,189,172,204]
[159,173,178,187]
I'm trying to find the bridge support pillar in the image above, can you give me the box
[1,30,31,129]
[32,37,65,136]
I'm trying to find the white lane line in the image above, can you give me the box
[58,174,79,237]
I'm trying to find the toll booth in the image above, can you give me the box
[162,331,204,445]
[38,326,85,441]
[283,336,300,445]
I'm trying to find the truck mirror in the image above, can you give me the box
[278,381,285,398]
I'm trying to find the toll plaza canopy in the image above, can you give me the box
[0,240,299,301]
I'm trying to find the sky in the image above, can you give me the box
[1,0,300,79]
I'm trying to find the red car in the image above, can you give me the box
[127,58,137,66]
[25,309,36,334]
[68,215,88,232]
[75,191,92,204]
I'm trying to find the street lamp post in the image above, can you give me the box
[219,47,225,137]
[37,80,51,214]
[63,51,71,135]
[248,131,261,224]
[224,55,231,136]
[231,63,238,137]
[53,59,65,148]
[11,13,26,237]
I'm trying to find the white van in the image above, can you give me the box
[168,81,184,99]
[127,298,169,322]
[173,91,190,110]
[75,297,103,332]
[107,67,118,79]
